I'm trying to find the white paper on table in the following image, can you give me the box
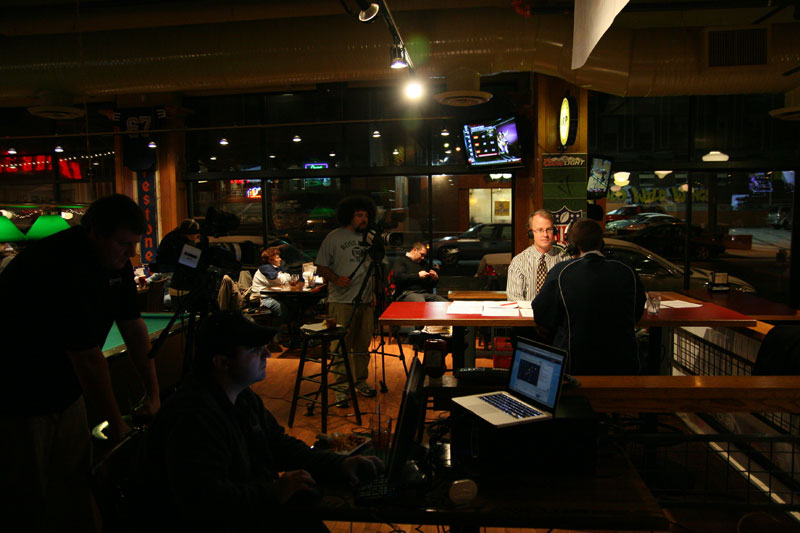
[447,301,483,314]
[661,300,702,309]
[517,301,532,309]
[484,300,519,308]
[482,307,520,317]
[520,308,534,318]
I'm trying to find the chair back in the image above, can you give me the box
[143,279,167,312]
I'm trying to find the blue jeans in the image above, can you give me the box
[259,296,287,327]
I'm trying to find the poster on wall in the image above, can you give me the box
[494,200,510,216]
[542,153,587,218]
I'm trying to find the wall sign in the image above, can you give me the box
[137,169,159,264]
[542,153,587,229]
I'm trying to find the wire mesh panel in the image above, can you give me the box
[614,432,800,510]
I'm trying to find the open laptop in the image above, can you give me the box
[452,338,567,428]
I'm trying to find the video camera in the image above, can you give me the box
[170,207,242,293]
[362,221,387,262]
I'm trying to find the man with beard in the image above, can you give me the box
[315,196,378,405]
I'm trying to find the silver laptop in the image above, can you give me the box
[452,338,567,428]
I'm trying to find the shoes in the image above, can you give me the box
[355,382,377,398]
[334,392,350,408]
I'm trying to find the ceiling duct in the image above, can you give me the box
[434,67,492,107]
[769,87,800,121]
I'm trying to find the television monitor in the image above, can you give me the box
[748,172,773,194]
[782,171,795,192]
[462,116,523,167]
[587,158,611,199]
[385,356,425,485]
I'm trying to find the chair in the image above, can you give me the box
[287,326,361,433]
[143,278,167,312]
[91,427,147,533]
[753,326,800,375]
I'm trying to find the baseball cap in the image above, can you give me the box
[197,310,278,361]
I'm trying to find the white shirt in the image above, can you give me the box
[505,244,569,301]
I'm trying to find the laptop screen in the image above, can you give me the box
[508,338,566,411]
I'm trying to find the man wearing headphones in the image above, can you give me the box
[532,218,646,375]
[506,209,569,302]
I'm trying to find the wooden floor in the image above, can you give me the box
[250,337,800,533]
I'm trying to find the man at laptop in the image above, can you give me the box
[136,310,383,532]
[533,219,646,375]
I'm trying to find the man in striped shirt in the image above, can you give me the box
[506,209,569,302]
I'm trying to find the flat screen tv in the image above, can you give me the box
[587,158,611,199]
[462,116,523,167]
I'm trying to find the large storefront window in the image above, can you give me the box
[603,169,794,303]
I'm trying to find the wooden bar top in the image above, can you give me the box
[447,290,507,301]
[425,374,800,413]
[680,288,800,322]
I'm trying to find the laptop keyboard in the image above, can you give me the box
[355,473,397,503]
[479,393,542,419]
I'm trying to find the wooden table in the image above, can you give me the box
[447,290,507,301]
[379,295,757,373]
[257,281,326,296]
[680,288,800,322]
[425,374,800,413]
[314,441,667,531]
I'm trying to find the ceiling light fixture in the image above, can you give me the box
[219,138,229,146]
[356,0,380,22]
[441,128,450,137]
[147,141,157,149]
[654,170,672,179]
[372,130,381,138]
[613,171,630,186]
[209,156,217,161]
[405,79,423,100]
[7,148,17,155]
[390,44,408,69]
[269,154,277,159]
[702,150,729,162]
[292,135,302,143]
[54,145,64,153]
[329,152,336,157]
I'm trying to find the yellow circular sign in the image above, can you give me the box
[559,96,571,147]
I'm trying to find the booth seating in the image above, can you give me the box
[287,326,361,433]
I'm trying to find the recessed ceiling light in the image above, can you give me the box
[54,145,64,153]
[219,138,229,146]
[269,154,277,159]
[292,135,302,143]
[209,156,217,161]
[147,141,157,149]
[329,152,336,157]
[7,148,16,155]
[372,130,381,138]
[441,129,450,137]
[392,148,399,155]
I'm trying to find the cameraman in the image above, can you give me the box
[152,219,201,308]
[315,196,378,402]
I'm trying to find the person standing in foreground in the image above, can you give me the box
[0,194,160,532]
[533,218,647,375]
[315,196,379,403]
[136,310,382,532]
[505,209,569,302]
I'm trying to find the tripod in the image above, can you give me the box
[343,248,408,394]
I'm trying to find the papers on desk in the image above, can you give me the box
[661,300,702,309]
[447,300,534,318]
[300,322,328,332]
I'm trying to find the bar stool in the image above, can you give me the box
[287,326,361,433]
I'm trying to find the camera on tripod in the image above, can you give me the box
[169,207,242,293]
[362,221,388,262]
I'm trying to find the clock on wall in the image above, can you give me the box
[558,94,577,150]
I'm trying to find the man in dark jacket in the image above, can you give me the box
[390,242,446,302]
[137,310,382,532]
[533,219,646,375]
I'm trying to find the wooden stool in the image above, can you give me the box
[287,326,361,433]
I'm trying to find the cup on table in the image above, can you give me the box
[290,273,300,287]
[324,315,337,329]
[369,416,392,452]
[647,293,661,315]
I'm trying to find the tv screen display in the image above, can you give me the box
[462,117,523,167]
[587,158,611,199]
[748,172,773,194]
